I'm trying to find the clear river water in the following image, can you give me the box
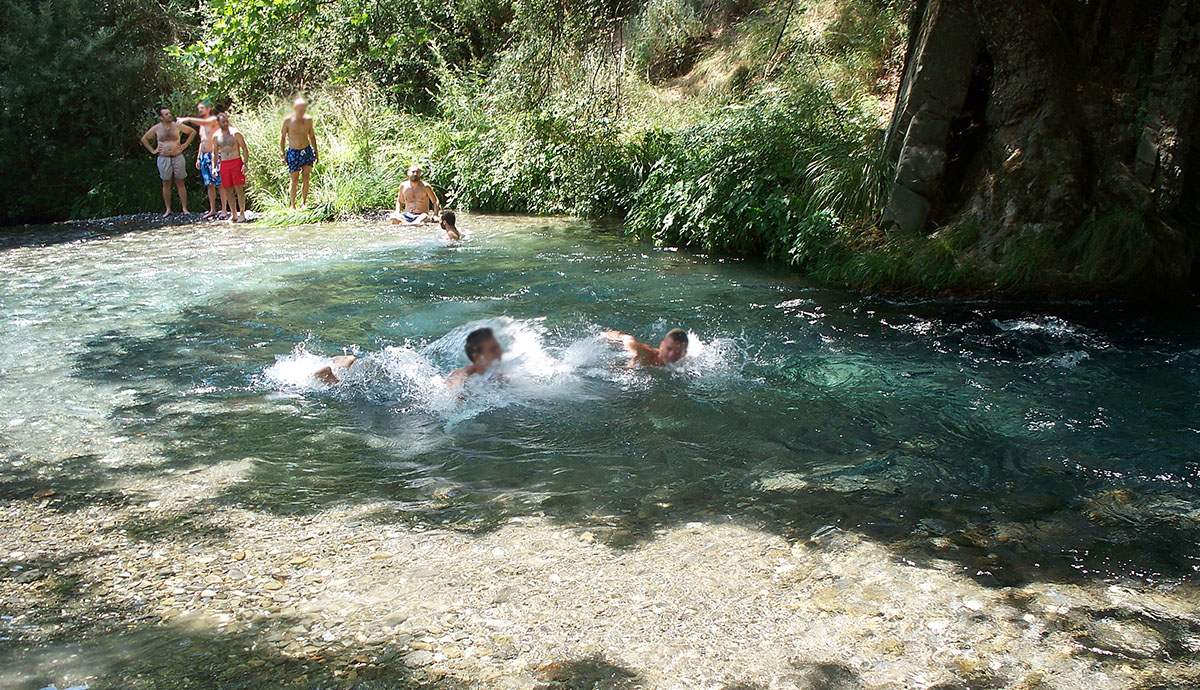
[2,215,1198,591]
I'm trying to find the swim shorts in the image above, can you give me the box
[199,152,220,186]
[157,154,186,181]
[286,146,316,173]
[401,211,422,222]
[219,158,246,188]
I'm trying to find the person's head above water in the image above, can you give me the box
[465,327,502,367]
[659,328,689,364]
[407,165,423,182]
[293,96,308,115]
[441,210,457,230]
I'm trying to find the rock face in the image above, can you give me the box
[882,0,1200,290]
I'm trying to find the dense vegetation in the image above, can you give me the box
[2,0,1194,296]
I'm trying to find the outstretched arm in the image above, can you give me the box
[602,331,654,364]
[179,115,218,128]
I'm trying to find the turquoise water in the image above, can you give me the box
[2,215,1198,587]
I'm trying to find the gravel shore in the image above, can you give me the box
[3,456,1198,690]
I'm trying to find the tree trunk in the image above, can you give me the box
[881,0,1200,289]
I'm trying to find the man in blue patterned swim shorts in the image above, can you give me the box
[280,97,319,208]
[179,99,224,219]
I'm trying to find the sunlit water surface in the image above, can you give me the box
[2,216,1198,587]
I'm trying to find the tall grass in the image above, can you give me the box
[626,87,888,268]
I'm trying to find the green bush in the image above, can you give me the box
[0,0,186,223]
[625,89,887,267]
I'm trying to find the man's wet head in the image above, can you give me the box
[465,328,502,367]
[659,328,688,364]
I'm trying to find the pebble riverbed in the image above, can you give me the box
[3,456,1198,690]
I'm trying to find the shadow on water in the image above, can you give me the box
[49,244,1200,592]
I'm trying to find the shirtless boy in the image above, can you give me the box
[603,328,689,367]
[140,107,196,217]
[440,210,462,241]
[213,113,250,223]
[280,97,319,208]
[389,166,440,224]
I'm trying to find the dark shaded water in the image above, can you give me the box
[2,216,1198,588]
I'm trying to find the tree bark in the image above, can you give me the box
[881,0,1199,288]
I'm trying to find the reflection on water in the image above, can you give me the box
[1,216,1199,587]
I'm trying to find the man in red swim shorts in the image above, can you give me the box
[213,112,250,223]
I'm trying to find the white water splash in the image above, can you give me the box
[262,318,752,424]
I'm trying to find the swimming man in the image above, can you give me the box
[389,165,440,225]
[603,328,689,366]
[280,97,319,208]
[179,100,223,218]
[213,113,250,223]
[447,328,503,386]
[311,328,502,387]
[440,210,462,241]
[140,107,196,217]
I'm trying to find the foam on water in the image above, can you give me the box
[262,317,753,425]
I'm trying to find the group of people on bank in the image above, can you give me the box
[140,97,458,239]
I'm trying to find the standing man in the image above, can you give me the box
[213,113,250,223]
[388,165,440,224]
[179,99,223,219]
[140,107,196,217]
[280,97,319,208]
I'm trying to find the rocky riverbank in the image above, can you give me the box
[2,456,1198,690]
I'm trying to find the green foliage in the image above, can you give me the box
[173,0,478,111]
[625,89,888,266]
[0,0,186,223]
[627,0,709,81]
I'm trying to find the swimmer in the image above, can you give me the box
[446,327,503,387]
[313,355,357,384]
[440,210,461,241]
[602,328,689,367]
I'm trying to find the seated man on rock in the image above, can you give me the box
[389,165,440,225]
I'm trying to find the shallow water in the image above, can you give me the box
[2,215,1198,587]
